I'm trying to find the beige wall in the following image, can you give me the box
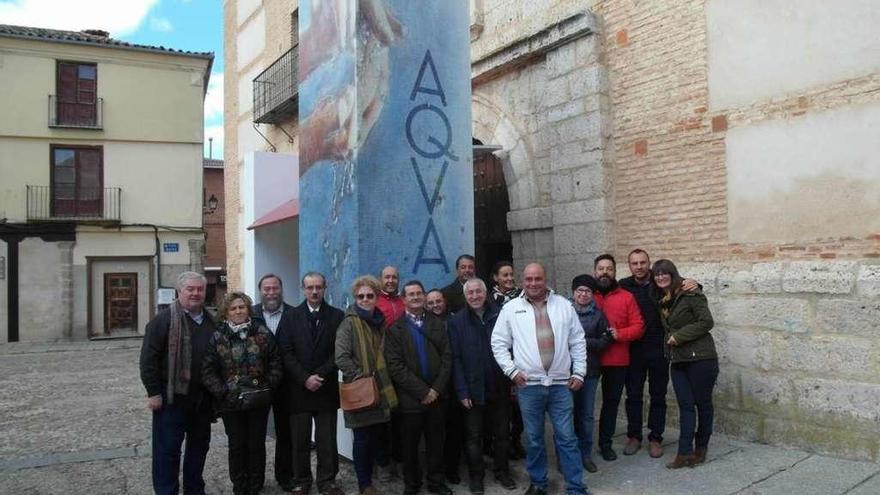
[88,258,152,337]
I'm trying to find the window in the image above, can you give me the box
[56,62,97,127]
[51,145,103,217]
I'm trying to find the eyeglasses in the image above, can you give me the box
[574,287,592,294]
[356,293,376,300]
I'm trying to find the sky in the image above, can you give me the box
[0,0,225,158]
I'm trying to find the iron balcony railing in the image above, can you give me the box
[26,185,121,222]
[48,95,104,129]
[253,47,299,124]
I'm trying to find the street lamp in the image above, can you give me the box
[204,194,219,214]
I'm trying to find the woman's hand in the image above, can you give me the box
[667,335,678,346]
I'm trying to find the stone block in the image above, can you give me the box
[714,296,810,333]
[714,327,766,368]
[717,263,759,294]
[763,417,877,461]
[535,229,555,259]
[848,471,880,495]
[767,334,875,379]
[856,264,880,297]
[549,171,573,203]
[547,99,584,123]
[714,408,764,442]
[553,222,610,256]
[571,164,607,200]
[569,64,607,98]
[556,113,601,143]
[793,377,880,425]
[674,263,721,293]
[516,230,537,258]
[741,454,880,495]
[714,365,742,409]
[545,41,576,78]
[553,254,597,295]
[815,298,880,338]
[574,35,600,66]
[542,75,570,108]
[551,199,609,226]
[782,261,858,294]
[506,206,553,232]
[739,370,795,415]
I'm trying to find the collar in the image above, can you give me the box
[307,301,322,313]
[524,290,550,305]
[264,305,283,316]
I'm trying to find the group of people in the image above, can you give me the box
[139,249,719,495]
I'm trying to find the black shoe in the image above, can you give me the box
[524,485,547,495]
[403,486,421,495]
[427,484,453,495]
[600,447,617,461]
[509,441,526,460]
[469,480,485,494]
[446,472,460,485]
[495,473,516,490]
[583,457,598,473]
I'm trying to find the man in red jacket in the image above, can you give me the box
[591,254,645,461]
[376,265,405,329]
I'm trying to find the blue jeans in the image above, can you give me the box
[573,376,600,460]
[151,393,213,495]
[671,359,719,455]
[352,422,390,491]
[518,384,586,495]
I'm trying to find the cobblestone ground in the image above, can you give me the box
[1,342,878,495]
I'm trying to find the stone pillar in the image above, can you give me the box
[298,0,473,305]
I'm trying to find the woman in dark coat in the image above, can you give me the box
[652,259,718,469]
[335,275,398,495]
[202,291,283,494]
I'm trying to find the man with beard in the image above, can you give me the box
[592,254,645,462]
[441,255,476,314]
[377,265,405,329]
[274,272,346,495]
[252,274,297,491]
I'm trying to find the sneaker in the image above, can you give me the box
[524,485,547,495]
[623,437,641,455]
[649,440,664,458]
[583,457,598,473]
[600,447,617,461]
[495,472,516,490]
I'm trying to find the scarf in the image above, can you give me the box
[350,313,398,409]
[659,290,675,320]
[166,301,192,404]
[492,285,522,307]
[226,318,252,340]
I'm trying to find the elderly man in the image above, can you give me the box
[449,278,515,494]
[385,280,453,495]
[491,263,589,495]
[441,255,476,314]
[140,271,216,495]
[275,272,346,495]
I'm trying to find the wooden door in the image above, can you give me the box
[104,273,138,335]
[473,151,513,281]
[52,146,103,217]
[57,62,97,127]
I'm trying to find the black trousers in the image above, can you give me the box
[443,398,465,476]
[221,407,270,495]
[625,347,669,442]
[290,410,339,490]
[464,396,510,481]
[400,402,447,491]
[271,395,293,488]
[391,411,403,464]
[598,366,627,450]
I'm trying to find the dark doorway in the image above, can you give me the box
[473,140,513,283]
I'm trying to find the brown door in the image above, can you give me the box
[52,146,103,217]
[104,273,138,335]
[473,149,513,281]
[57,62,97,127]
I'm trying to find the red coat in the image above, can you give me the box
[376,291,405,329]
[593,287,645,366]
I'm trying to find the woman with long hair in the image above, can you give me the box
[652,259,718,469]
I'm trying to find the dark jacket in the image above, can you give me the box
[441,279,466,315]
[619,276,665,355]
[139,307,216,399]
[201,320,284,413]
[384,312,452,413]
[448,303,509,405]
[660,290,717,363]
[270,300,345,412]
[573,301,612,377]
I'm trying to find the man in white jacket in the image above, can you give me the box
[491,263,590,495]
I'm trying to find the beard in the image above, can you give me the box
[597,274,618,294]
[262,296,282,312]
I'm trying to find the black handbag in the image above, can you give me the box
[237,385,272,410]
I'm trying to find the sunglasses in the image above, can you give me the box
[356,293,376,300]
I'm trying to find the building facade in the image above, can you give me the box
[0,25,213,341]
[223,1,880,459]
[203,157,227,308]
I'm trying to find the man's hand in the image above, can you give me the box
[460,398,473,409]
[682,278,699,292]
[305,374,325,391]
[568,377,584,391]
[512,371,527,387]
[609,327,618,340]
[667,335,678,346]
[147,395,163,411]
[421,388,439,405]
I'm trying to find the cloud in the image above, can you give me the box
[204,72,224,121]
[204,124,224,159]
[149,17,173,32]
[0,0,159,36]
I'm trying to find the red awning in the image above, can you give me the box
[247,198,299,230]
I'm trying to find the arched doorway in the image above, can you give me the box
[473,138,513,282]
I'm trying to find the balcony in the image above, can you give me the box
[253,47,299,124]
[27,185,121,223]
[48,95,103,129]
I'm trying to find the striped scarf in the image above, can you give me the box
[165,301,192,404]
[350,315,398,410]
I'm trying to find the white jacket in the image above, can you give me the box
[491,290,587,385]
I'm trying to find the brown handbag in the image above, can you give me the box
[339,374,380,412]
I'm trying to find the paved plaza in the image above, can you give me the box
[0,341,877,495]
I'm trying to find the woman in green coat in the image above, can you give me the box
[652,259,718,470]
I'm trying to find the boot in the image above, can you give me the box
[693,446,707,465]
[666,454,695,469]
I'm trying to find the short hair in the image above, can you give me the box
[593,254,616,268]
[176,271,206,290]
[258,273,283,289]
[301,272,326,287]
[463,278,487,293]
[627,249,650,262]
[402,280,425,293]
[455,254,476,269]
[426,288,445,298]
[491,260,514,276]
[380,265,399,277]
[218,291,254,319]
[351,275,382,297]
